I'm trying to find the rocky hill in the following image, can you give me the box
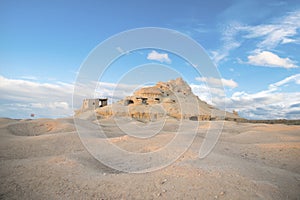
[95,77,241,121]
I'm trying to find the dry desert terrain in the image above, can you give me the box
[0,117,300,199]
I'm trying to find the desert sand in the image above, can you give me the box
[1,117,300,200]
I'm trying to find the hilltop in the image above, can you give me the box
[95,77,241,121]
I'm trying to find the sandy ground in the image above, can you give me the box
[0,117,300,199]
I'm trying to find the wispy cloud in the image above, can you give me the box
[269,73,300,90]
[116,46,130,55]
[211,10,300,64]
[210,22,242,64]
[147,50,171,64]
[245,51,299,69]
[240,10,300,49]
[168,18,210,38]
[196,77,238,88]
[20,76,38,81]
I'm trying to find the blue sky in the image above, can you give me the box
[1,0,300,119]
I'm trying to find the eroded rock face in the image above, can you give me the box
[95,77,241,121]
[121,77,195,106]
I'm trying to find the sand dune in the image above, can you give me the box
[7,118,75,136]
[0,118,300,199]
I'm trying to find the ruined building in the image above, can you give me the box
[76,78,242,122]
[94,77,242,121]
[81,98,108,111]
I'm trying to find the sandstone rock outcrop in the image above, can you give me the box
[94,77,242,122]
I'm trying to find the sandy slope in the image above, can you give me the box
[0,118,300,199]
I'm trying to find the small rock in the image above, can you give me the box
[161,179,167,184]
[162,189,167,193]
[157,193,162,197]
[220,191,225,196]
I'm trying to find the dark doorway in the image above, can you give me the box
[124,99,134,106]
[189,116,198,121]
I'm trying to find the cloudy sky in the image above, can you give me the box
[1,0,300,119]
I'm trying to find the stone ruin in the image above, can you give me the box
[92,77,242,122]
[81,98,108,111]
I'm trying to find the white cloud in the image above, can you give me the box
[269,73,300,89]
[95,81,138,102]
[246,51,299,69]
[191,78,299,120]
[29,102,70,112]
[190,84,212,104]
[224,91,300,119]
[20,76,38,80]
[1,101,72,118]
[210,22,242,64]
[0,75,139,118]
[218,74,300,119]
[0,76,74,103]
[190,83,228,106]
[240,10,300,49]
[116,46,130,55]
[0,76,75,118]
[221,78,238,88]
[2,74,299,120]
[196,77,238,88]
[147,50,171,63]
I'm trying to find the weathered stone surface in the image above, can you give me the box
[93,77,241,121]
